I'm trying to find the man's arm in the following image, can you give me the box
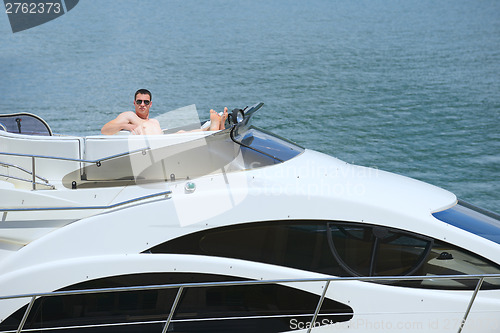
[101,112,141,135]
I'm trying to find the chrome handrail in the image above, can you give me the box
[0,161,50,184]
[0,173,55,189]
[0,147,150,164]
[0,190,171,212]
[458,276,484,333]
[0,147,151,190]
[1,274,499,333]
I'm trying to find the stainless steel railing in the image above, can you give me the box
[1,274,499,333]
[0,190,171,212]
[0,161,50,184]
[0,147,150,190]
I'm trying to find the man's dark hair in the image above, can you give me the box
[135,89,152,101]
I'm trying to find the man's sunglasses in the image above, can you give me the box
[136,100,151,105]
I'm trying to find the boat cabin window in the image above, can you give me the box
[0,272,353,333]
[147,221,500,290]
[328,224,433,277]
[433,200,500,245]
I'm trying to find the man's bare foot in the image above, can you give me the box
[220,107,228,130]
[209,109,220,131]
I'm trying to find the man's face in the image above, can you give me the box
[134,93,152,119]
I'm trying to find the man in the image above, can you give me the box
[102,89,228,135]
[101,89,162,135]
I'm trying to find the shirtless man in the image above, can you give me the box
[101,89,162,135]
[101,89,229,135]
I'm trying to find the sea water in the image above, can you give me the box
[0,0,498,211]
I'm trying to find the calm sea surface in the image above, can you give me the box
[0,0,499,211]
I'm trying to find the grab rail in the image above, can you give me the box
[0,161,50,184]
[0,161,54,189]
[1,274,498,333]
[0,147,150,190]
[0,190,171,212]
[0,173,55,189]
[0,147,150,164]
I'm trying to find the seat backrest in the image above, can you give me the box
[0,113,52,136]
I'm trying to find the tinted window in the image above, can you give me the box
[153,222,342,276]
[375,233,431,276]
[329,224,432,277]
[147,221,500,290]
[433,201,500,245]
[0,273,352,333]
[232,126,304,163]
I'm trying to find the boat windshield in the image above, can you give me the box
[0,113,52,135]
[433,201,500,245]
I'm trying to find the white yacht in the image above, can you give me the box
[0,103,499,332]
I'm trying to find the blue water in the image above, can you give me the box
[0,0,498,211]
